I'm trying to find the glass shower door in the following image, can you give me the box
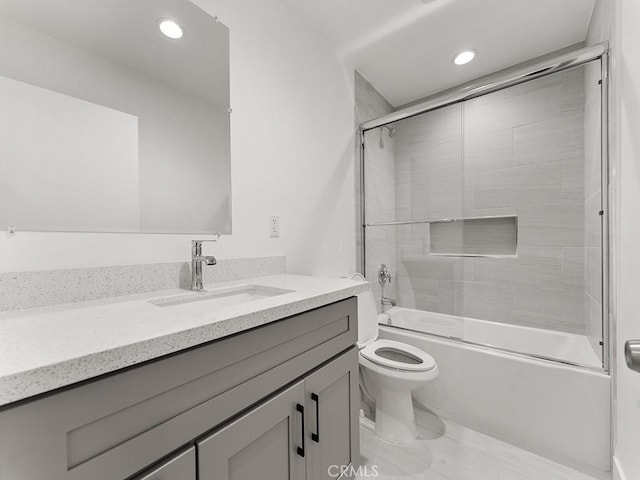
[363,103,465,338]
[459,62,603,368]
[361,60,606,370]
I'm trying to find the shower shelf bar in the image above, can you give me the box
[365,214,516,227]
[365,218,454,227]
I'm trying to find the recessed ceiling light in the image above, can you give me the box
[158,19,184,39]
[453,50,476,66]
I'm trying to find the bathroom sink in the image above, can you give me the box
[149,285,294,312]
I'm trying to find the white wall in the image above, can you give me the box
[614,0,640,477]
[0,0,356,276]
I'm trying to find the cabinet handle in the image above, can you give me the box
[296,403,305,457]
[311,393,320,443]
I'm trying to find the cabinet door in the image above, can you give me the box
[133,447,196,480]
[305,348,360,480]
[197,381,306,480]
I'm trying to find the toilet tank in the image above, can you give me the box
[356,287,379,347]
[349,274,379,347]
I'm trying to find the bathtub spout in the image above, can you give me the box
[381,296,397,307]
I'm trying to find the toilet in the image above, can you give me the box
[352,274,438,443]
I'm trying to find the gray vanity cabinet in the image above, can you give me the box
[0,297,359,480]
[198,381,307,480]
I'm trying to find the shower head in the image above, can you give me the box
[378,125,398,149]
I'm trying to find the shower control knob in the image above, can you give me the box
[625,340,640,373]
[378,264,392,286]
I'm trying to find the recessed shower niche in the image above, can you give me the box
[428,215,518,257]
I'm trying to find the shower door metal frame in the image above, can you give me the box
[359,42,611,372]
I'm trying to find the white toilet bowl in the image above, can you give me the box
[360,339,438,443]
[351,274,439,444]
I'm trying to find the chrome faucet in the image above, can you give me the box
[191,240,217,291]
[378,264,397,307]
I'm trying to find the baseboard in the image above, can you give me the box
[613,456,626,480]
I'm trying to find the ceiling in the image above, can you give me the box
[0,0,229,106]
[283,0,596,106]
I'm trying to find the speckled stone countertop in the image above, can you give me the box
[0,274,368,407]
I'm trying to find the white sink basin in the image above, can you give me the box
[149,285,294,312]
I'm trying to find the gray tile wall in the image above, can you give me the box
[390,67,591,334]
[394,103,465,318]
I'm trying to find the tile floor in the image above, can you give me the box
[357,405,607,480]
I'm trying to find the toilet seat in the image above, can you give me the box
[360,339,436,372]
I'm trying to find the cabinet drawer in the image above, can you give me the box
[133,447,196,480]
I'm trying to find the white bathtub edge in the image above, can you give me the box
[382,325,608,377]
[383,306,603,368]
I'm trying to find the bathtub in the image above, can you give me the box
[378,308,611,475]
[383,306,602,368]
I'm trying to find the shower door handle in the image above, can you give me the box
[625,341,640,373]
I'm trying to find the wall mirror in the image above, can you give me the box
[0,0,231,234]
